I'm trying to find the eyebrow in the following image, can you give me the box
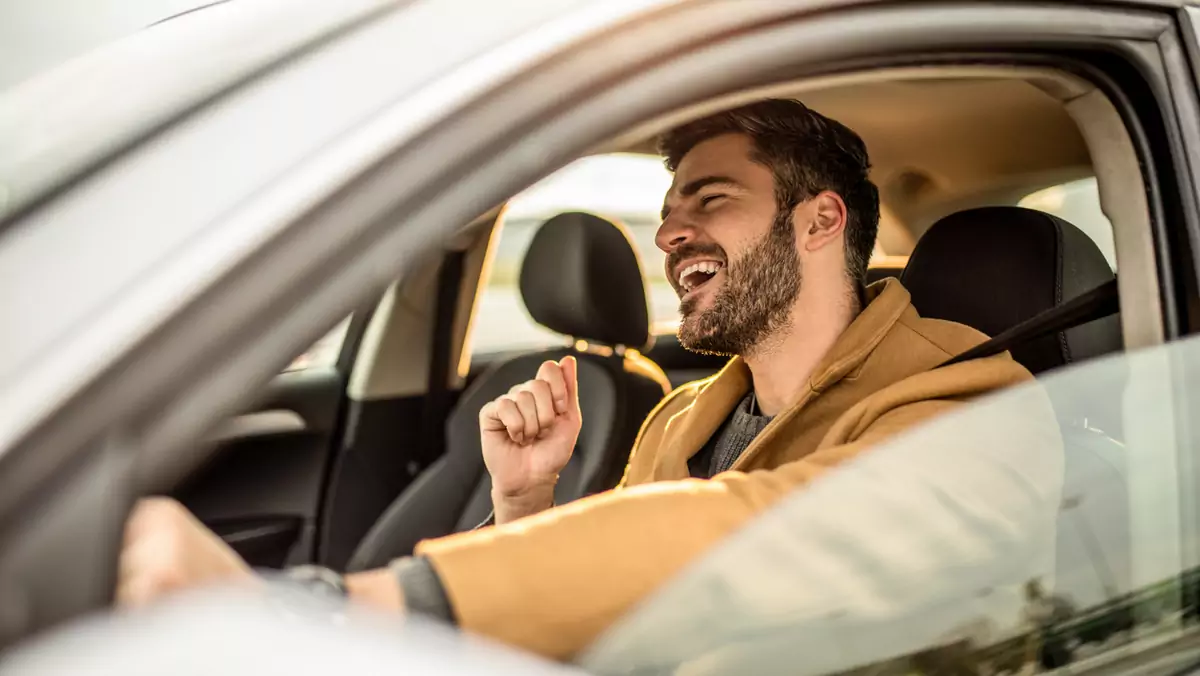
[660,175,743,220]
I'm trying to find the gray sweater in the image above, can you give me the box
[687,392,772,478]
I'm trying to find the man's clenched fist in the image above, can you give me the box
[480,356,582,524]
[117,497,255,608]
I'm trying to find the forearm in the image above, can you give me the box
[345,567,405,612]
[419,478,765,659]
[345,557,458,626]
[492,485,555,525]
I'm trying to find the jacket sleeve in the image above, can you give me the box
[579,373,1064,674]
[415,358,1047,660]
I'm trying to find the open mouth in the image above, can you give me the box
[677,260,724,295]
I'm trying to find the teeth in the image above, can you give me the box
[677,261,723,290]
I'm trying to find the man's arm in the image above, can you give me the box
[409,358,1056,659]
[116,399,968,627]
[119,357,1053,663]
[481,358,581,525]
[117,499,439,621]
[345,567,405,612]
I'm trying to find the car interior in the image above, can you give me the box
[171,63,1152,610]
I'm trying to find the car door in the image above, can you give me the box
[171,317,362,568]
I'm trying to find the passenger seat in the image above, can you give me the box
[347,212,671,571]
[901,206,1128,657]
[901,206,1121,376]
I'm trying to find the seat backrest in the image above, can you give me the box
[901,206,1132,657]
[901,206,1121,376]
[347,212,670,571]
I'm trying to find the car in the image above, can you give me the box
[2,0,1200,673]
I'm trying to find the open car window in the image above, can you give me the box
[582,336,1197,675]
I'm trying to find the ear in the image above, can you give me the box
[801,191,848,252]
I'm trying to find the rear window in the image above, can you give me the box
[471,154,677,355]
[1020,177,1116,270]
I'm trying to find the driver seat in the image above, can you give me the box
[346,212,671,571]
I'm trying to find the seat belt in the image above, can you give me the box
[418,250,467,465]
[937,278,1120,369]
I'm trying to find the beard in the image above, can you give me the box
[676,209,802,356]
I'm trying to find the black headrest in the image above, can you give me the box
[900,206,1121,375]
[519,212,650,349]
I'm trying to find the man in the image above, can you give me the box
[117,99,1040,660]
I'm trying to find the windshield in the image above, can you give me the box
[582,335,1200,675]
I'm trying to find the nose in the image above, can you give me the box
[655,213,695,254]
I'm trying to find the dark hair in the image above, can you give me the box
[658,99,880,289]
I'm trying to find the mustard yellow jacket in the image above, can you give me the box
[418,279,1036,659]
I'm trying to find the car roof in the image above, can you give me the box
[5,0,1187,225]
[0,0,390,223]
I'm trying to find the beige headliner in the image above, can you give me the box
[605,67,1095,255]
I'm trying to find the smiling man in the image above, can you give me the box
[117,99,1040,660]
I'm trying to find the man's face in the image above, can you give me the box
[657,133,802,356]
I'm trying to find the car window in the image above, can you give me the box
[471,153,676,355]
[583,334,1198,675]
[284,318,350,372]
[1020,177,1117,270]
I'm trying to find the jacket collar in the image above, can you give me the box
[658,278,912,469]
[809,277,911,391]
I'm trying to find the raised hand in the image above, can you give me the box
[479,356,581,524]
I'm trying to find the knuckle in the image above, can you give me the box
[140,496,177,518]
[140,572,181,601]
[118,581,148,608]
[136,497,187,531]
[158,523,184,556]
